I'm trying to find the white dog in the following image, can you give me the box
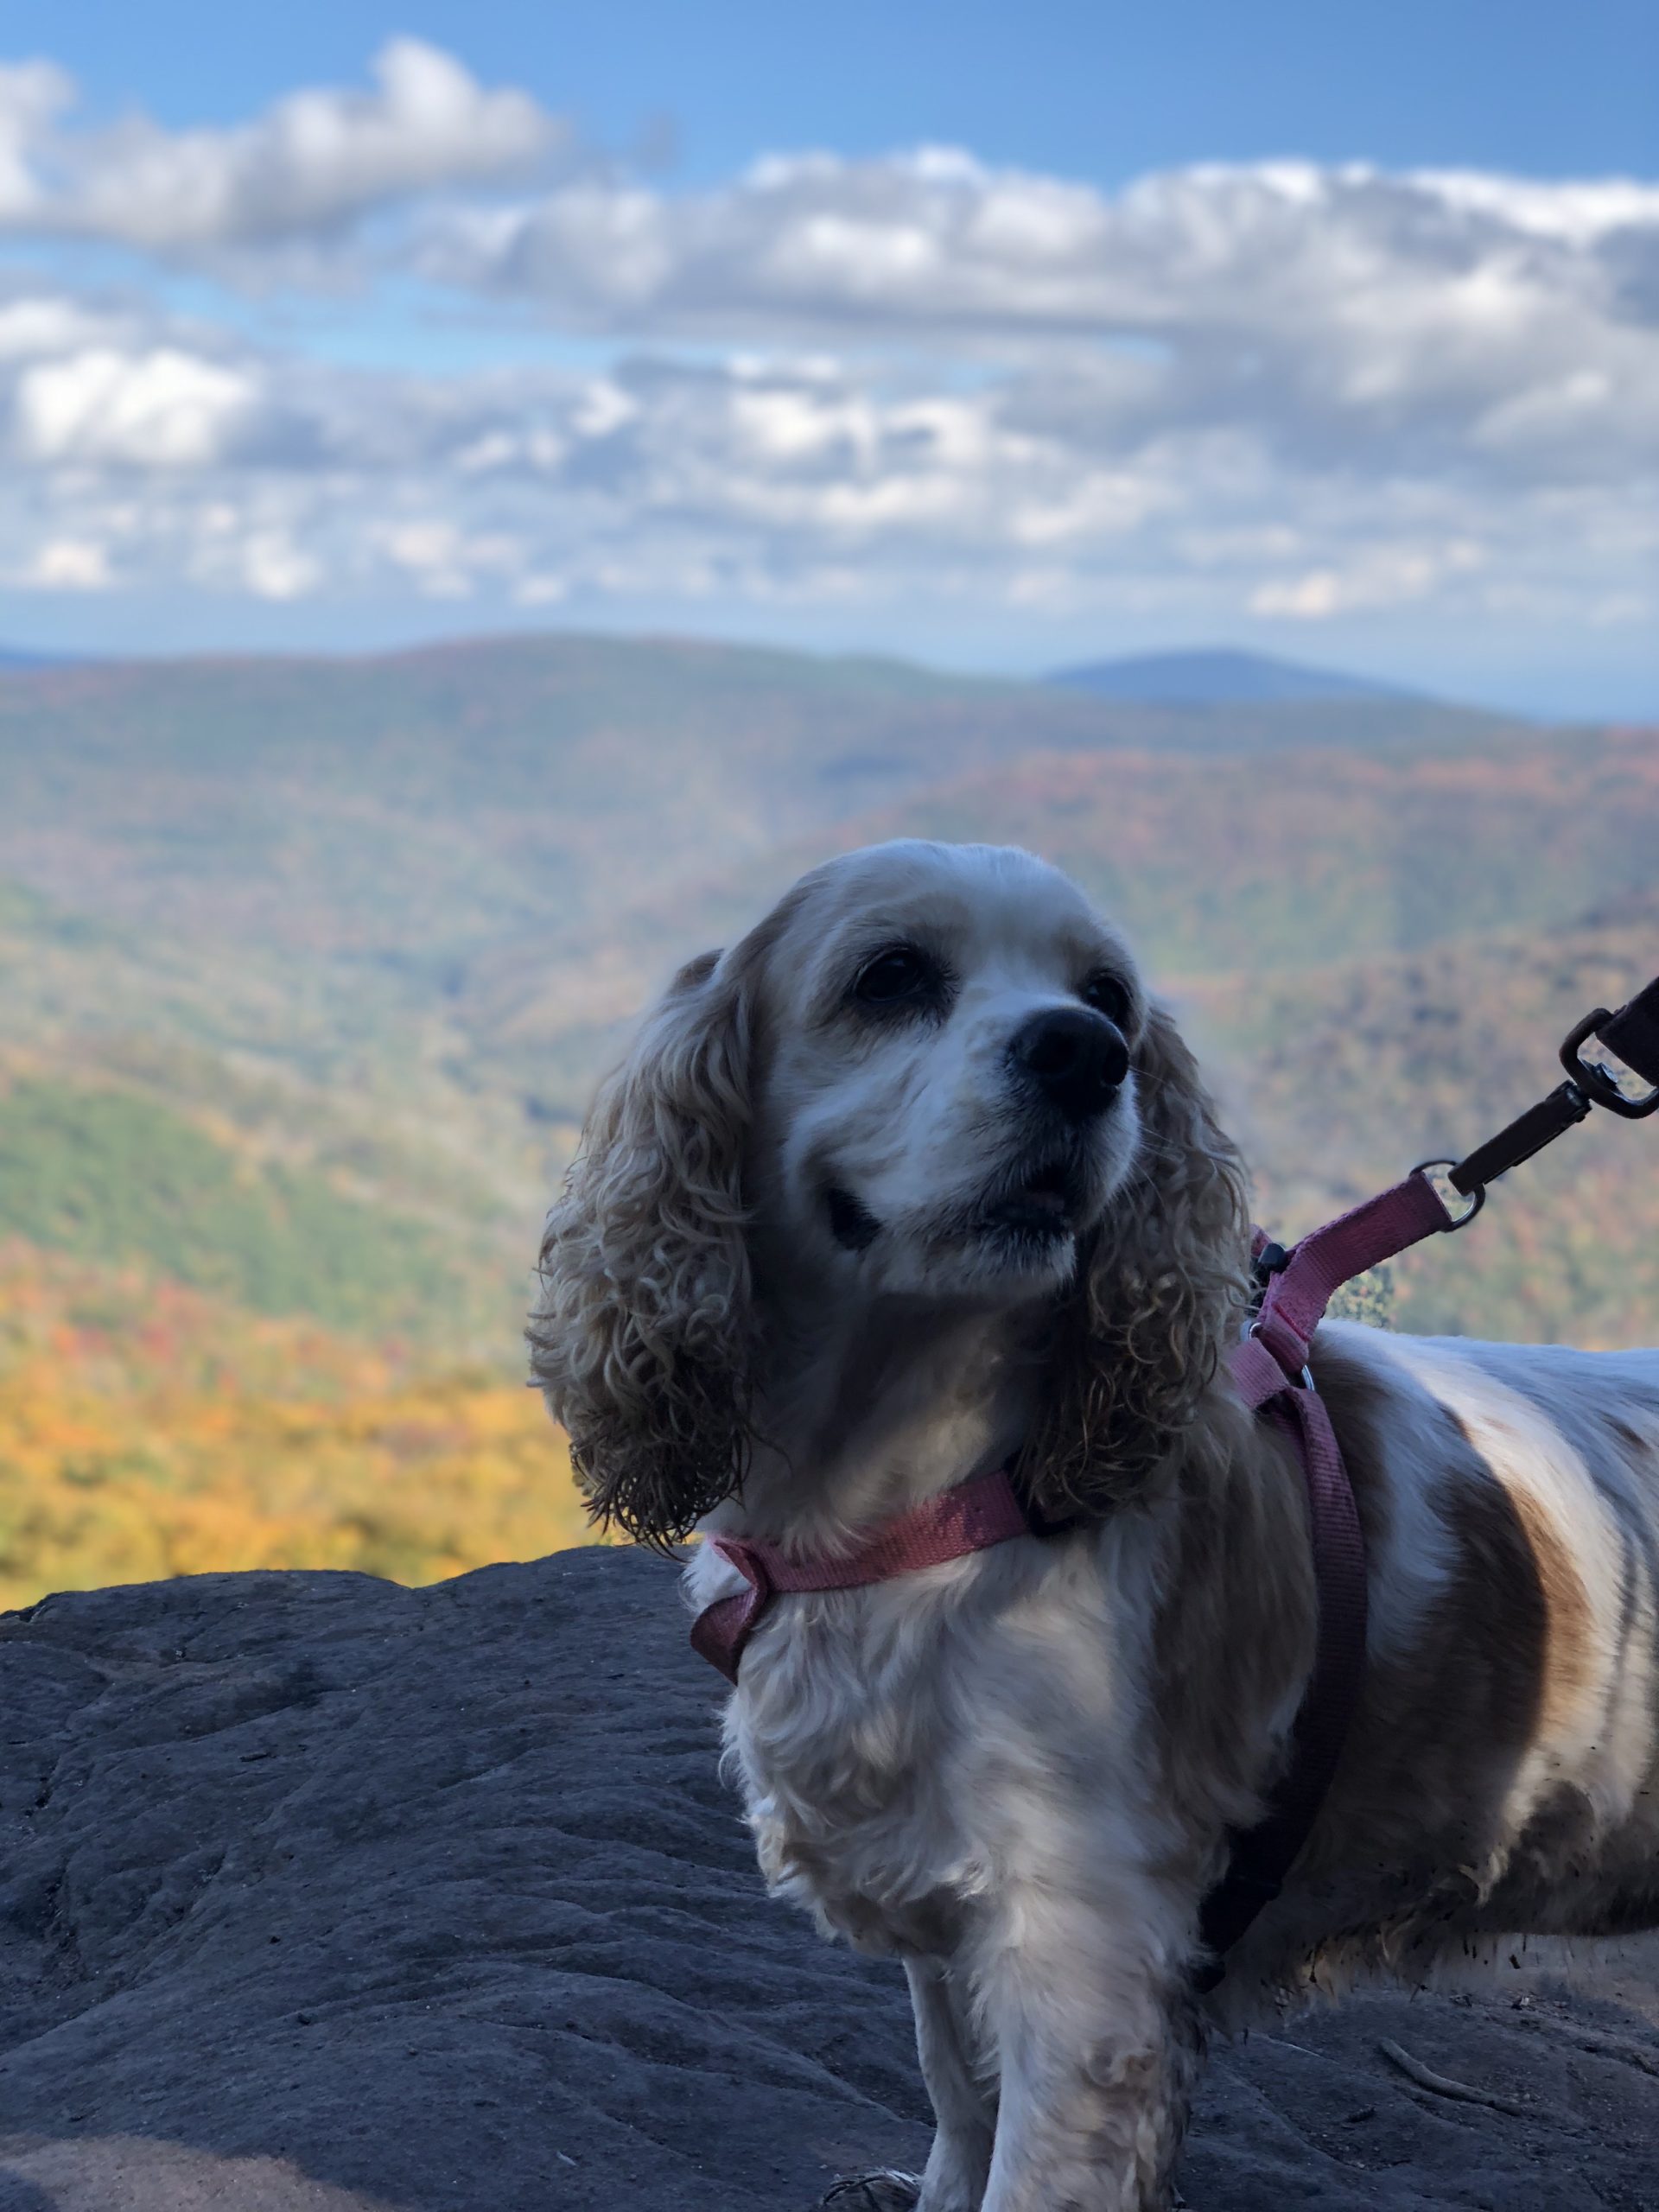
[531,839,1659,2212]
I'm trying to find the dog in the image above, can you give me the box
[530,838,1659,2212]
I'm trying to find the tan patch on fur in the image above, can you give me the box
[1298,1342,1551,1892]
[1438,1464,1549,1751]
[1504,1481,1597,1741]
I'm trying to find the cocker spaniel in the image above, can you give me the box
[530,838,1659,2212]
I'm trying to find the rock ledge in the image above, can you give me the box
[0,1549,1655,2210]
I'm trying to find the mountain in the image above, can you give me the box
[1048,645,1416,706]
[0,626,1654,1605]
[474,715,1659,1093]
[0,635,1522,983]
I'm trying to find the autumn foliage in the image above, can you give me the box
[2,640,1655,1612]
[0,1243,602,1611]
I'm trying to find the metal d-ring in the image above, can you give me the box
[1414,1158,1486,1230]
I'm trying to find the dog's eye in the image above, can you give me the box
[1080,971,1132,1027]
[851,944,938,1007]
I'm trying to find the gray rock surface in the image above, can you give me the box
[0,1546,1655,2210]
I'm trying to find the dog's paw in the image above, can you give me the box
[818,2171,924,2210]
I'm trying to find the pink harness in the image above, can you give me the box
[685,972,1659,1982]
[690,1168,1457,1979]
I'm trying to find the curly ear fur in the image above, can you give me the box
[528,949,754,1548]
[1016,1001,1252,1519]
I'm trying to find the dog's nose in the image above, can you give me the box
[1009,1007,1130,1121]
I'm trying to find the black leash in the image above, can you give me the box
[1248,970,1659,1303]
[1411,969,1659,1228]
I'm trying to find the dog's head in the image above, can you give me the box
[531,840,1250,1543]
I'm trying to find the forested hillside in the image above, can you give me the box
[0,634,1653,1604]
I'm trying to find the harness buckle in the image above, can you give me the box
[1252,1238,1291,1285]
[1247,1239,1290,1321]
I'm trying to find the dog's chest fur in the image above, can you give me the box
[692,1538,1160,1961]
[720,1591,995,1956]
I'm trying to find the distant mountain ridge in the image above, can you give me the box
[0,633,1427,702]
[0,627,1648,1357]
[0,622,1653,1610]
[1048,645,1417,706]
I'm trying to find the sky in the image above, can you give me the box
[0,3,1655,713]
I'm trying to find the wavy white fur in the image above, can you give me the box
[531,840,1659,2212]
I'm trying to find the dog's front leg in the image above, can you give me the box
[823,1959,994,2212]
[906,1955,996,2211]
[971,1876,1200,2212]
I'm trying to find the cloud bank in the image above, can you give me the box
[0,42,557,250]
[0,42,1653,665]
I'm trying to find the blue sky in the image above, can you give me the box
[17,1,1656,185]
[0,5,1655,711]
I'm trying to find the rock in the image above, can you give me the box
[0,1547,1655,2209]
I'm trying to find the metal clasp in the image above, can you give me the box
[1560,1010,1659,1121]
[1414,1158,1486,1229]
[1244,1317,1317,1392]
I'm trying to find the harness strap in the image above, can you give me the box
[1191,1167,1456,1985]
[682,972,1657,1984]
[688,1169,1460,1981]
[689,1465,1031,1684]
[1196,1379,1363,1969]
[1246,1168,1454,1381]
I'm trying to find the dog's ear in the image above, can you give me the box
[1017,1000,1251,1519]
[529,946,754,1548]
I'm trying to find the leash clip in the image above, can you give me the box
[1420,970,1659,1213]
[1560,1009,1659,1121]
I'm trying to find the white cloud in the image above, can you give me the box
[0,41,1651,671]
[0,300,1646,653]
[25,535,109,588]
[1249,542,1484,620]
[0,41,558,254]
[373,516,525,597]
[13,346,259,466]
[1411,171,1659,246]
[0,293,125,359]
[0,60,73,219]
[236,530,321,601]
[7,38,1653,510]
[419,154,1659,490]
[421,150,1659,328]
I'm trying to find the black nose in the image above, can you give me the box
[1009,1007,1130,1122]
